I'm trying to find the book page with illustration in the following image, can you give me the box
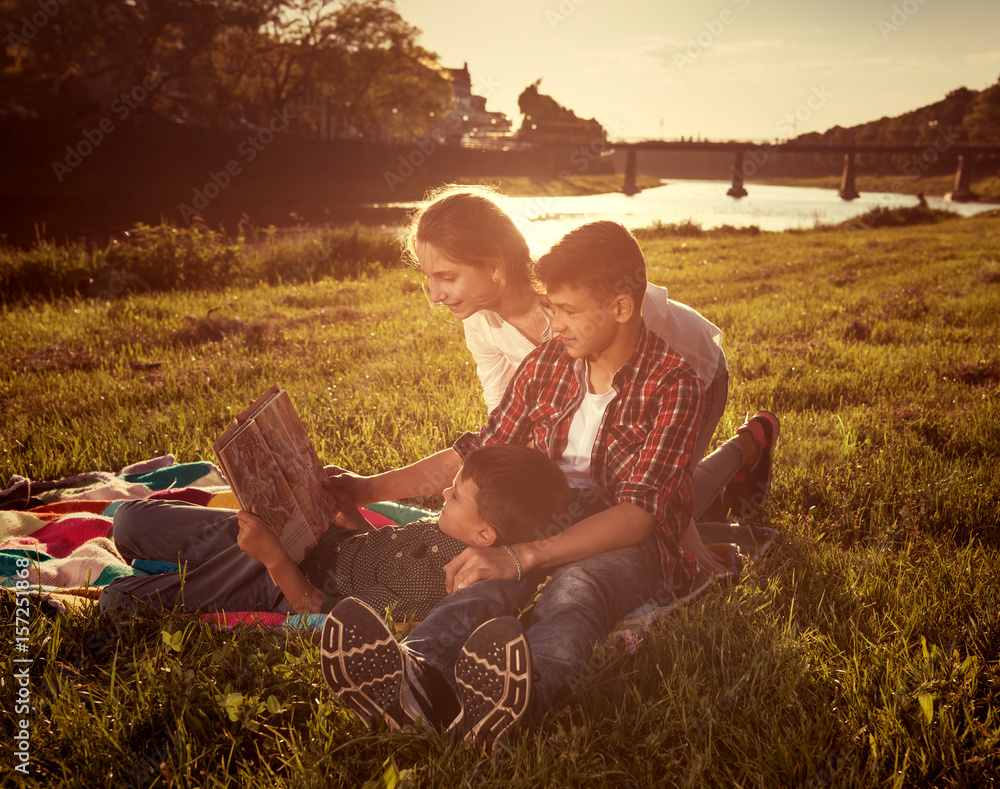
[213,385,337,563]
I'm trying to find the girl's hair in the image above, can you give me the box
[403,184,532,291]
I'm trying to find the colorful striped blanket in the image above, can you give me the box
[1,456,224,591]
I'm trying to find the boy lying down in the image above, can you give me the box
[99,443,569,622]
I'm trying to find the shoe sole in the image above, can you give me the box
[319,598,412,731]
[450,617,532,754]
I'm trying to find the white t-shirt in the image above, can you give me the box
[558,384,617,488]
[463,282,724,412]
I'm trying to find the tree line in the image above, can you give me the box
[791,79,1000,176]
[1,0,453,141]
[798,81,1000,148]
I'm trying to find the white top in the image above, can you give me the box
[559,383,617,488]
[463,282,725,412]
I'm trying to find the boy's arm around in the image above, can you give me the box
[445,501,655,591]
[323,337,545,513]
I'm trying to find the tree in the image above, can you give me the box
[964,76,1000,145]
[307,0,452,140]
[517,79,605,143]
[2,0,244,120]
[2,0,452,140]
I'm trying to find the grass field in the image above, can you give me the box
[2,208,999,787]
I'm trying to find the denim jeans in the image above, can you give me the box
[403,488,664,715]
[690,357,750,519]
[692,355,729,463]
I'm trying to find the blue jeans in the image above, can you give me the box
[692,354,729,463]
[691,357,745,518]
[404,527,663,715]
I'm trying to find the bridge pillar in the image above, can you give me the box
[838,152,860,200]
[946,154,978,202]
[622,148,640,195]
[727,150,748,197]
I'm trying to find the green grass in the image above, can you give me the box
[1,211,999,786]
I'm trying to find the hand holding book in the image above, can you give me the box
[323,465,377,507]
[325,482,370,531]
[235,507,287,568]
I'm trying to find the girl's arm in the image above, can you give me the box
[325,448,462,506]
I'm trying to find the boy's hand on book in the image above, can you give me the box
[236,508,287,568]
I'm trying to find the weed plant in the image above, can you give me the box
[1,211,999,787]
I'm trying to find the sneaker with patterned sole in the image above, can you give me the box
[319,597,434,731]
[723,410,780,521]
[449,616,532,754]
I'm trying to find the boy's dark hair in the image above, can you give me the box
[532,220,647,303]
[460,444,571,545]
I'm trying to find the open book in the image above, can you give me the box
[213,384,339,563]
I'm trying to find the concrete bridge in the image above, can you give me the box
[611,139,1000,202]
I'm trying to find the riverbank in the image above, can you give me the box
[474,173,661,197]
[5,203,998,304]
[1,211,998,786]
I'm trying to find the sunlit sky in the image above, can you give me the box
[395,0,1000,142]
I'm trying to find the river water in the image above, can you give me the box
[392,179,997,255]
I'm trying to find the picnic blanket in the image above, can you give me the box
[0,457,416,612]
[0,456,229,597]
[0,456,777,642]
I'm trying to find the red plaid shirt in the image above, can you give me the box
[453,325,704,597]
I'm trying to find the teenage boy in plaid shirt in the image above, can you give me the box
[322,221,706,753]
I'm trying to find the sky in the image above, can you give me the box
[394,0,1000,143]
